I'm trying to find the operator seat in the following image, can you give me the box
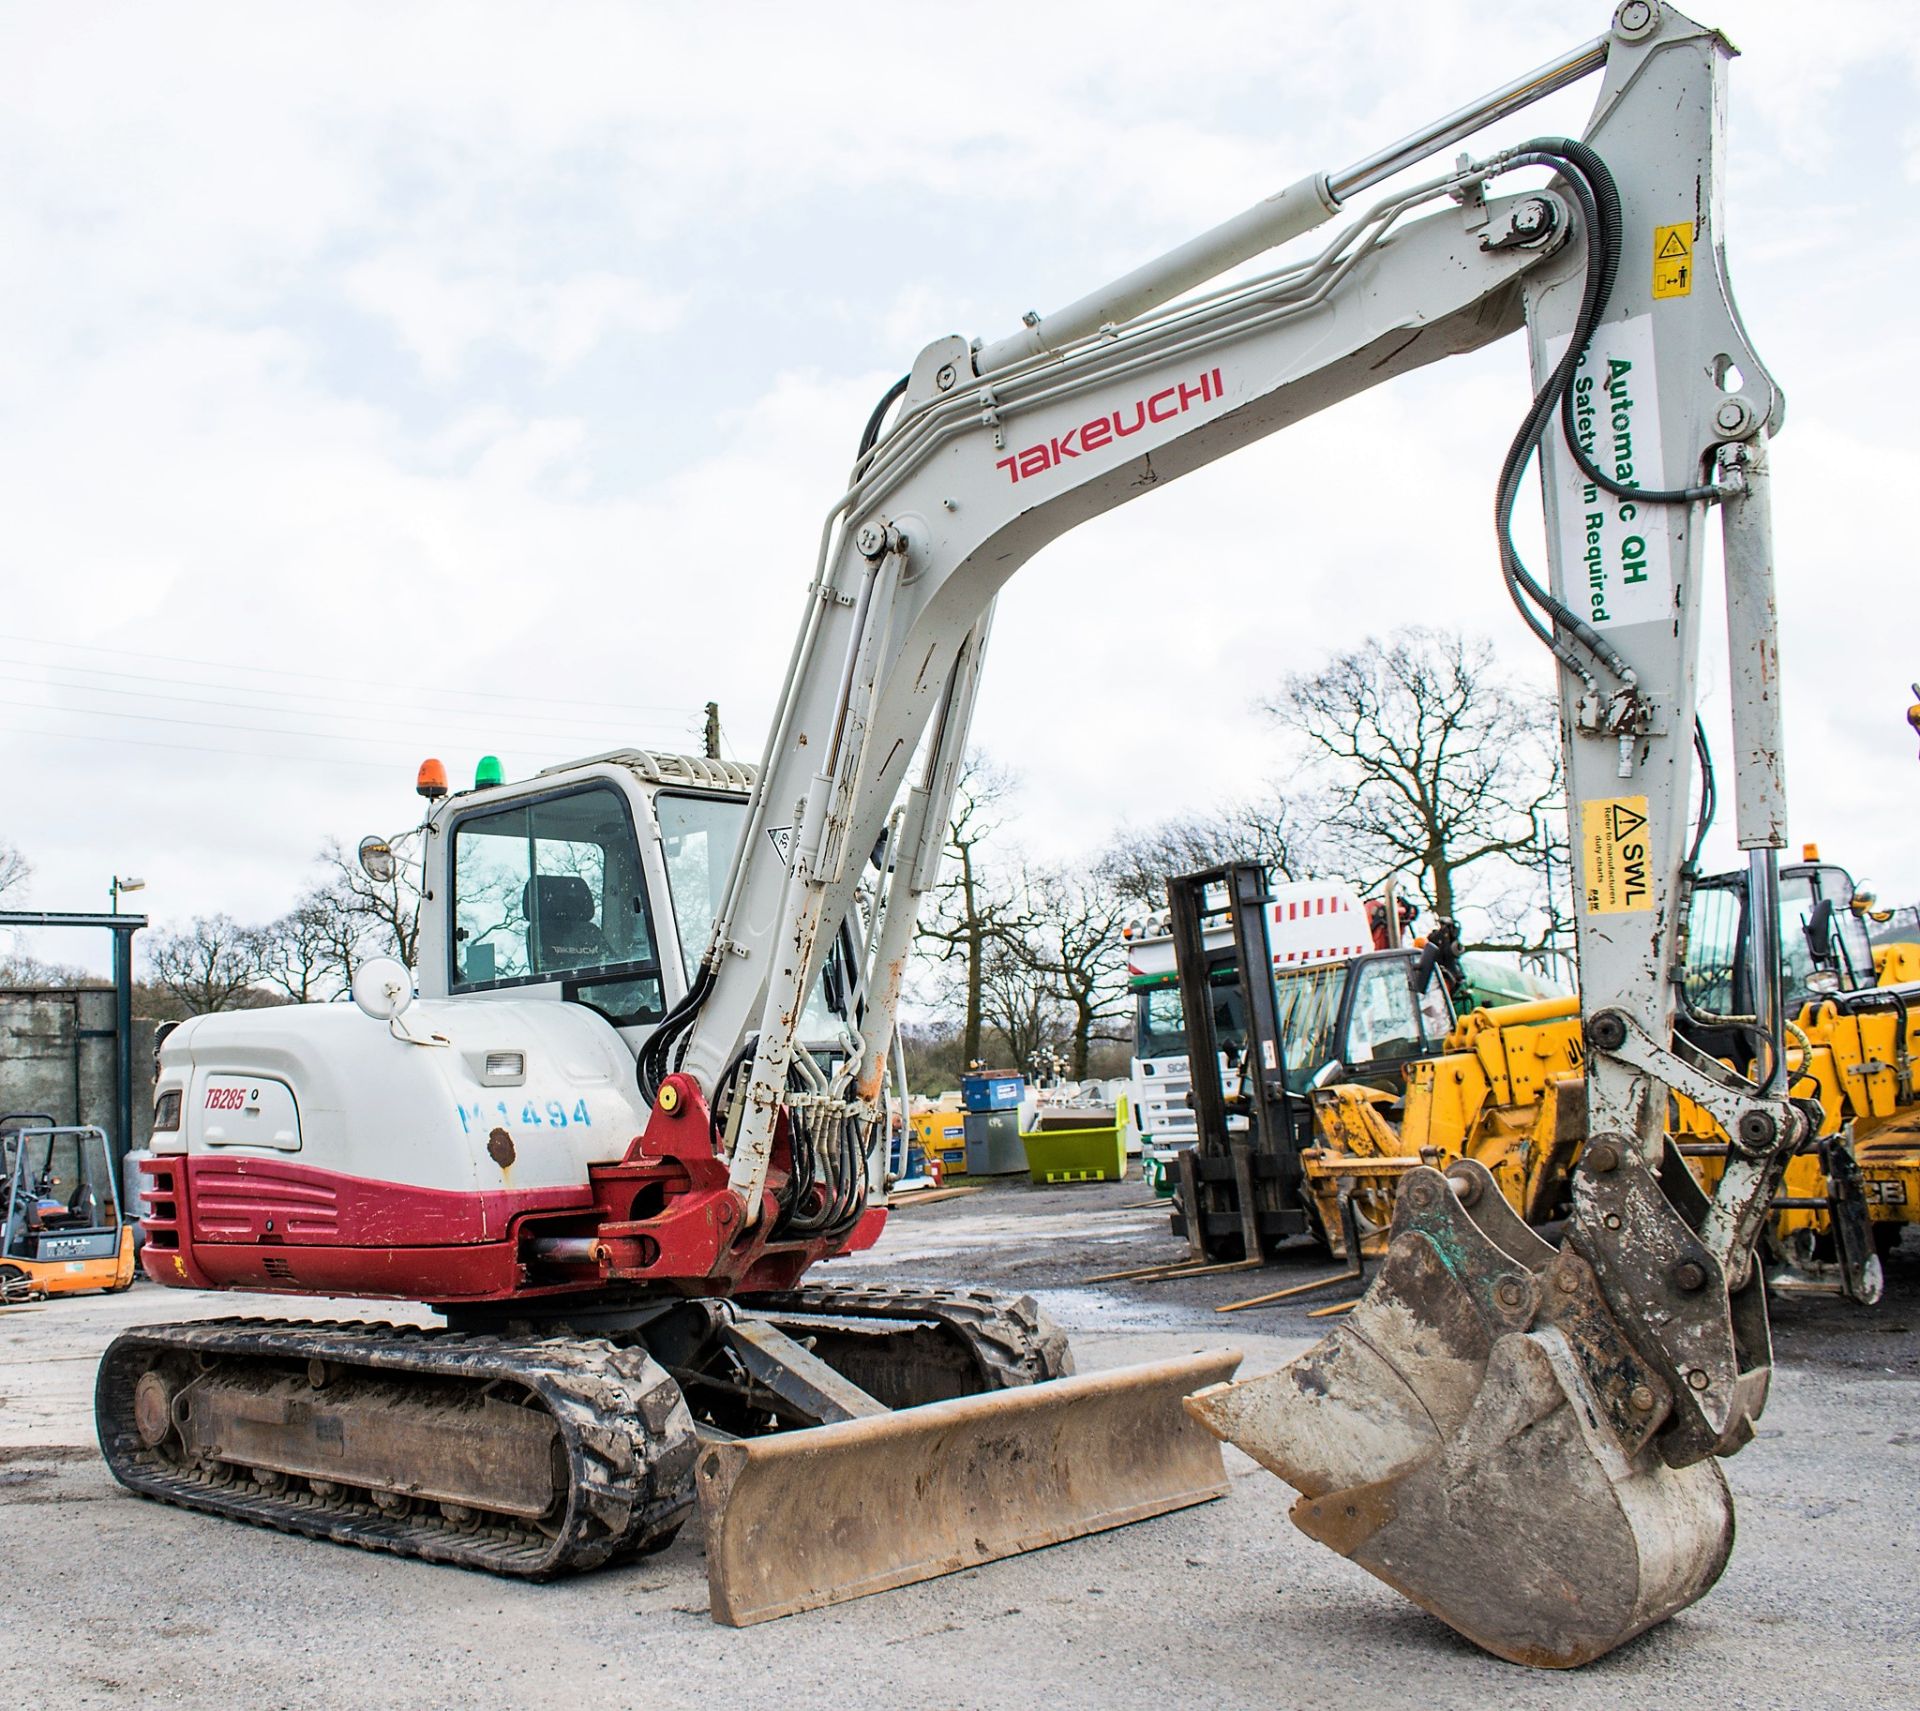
[524,874,610,973]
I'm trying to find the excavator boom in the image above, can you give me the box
[656,0,1802,1663]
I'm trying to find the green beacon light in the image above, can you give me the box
[475,755,504,789]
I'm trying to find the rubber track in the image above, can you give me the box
[96,1318,697,1579]
[740,1281,1075,1388]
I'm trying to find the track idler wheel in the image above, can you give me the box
[1185,1161,1735,1668]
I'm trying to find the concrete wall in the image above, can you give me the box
[0,987,156,1154]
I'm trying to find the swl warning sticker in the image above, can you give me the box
[1652,222,1694,299]
[1546,313,1673,630]
[1583,795,1652,914]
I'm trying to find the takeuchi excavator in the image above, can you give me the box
[101,4,1813,1669]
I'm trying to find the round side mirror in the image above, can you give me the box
[351,958,415,1021]
[358,835,397,885]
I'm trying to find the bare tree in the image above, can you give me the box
[320,832,425,968]
[143,915,274,1015]
[916,754,1026,1063]
[978,930,1061,1078]
[0,840,28,902]
[253,834,430,997]
[1264,628,1561,944]
[1482,788,1572,956]
[1096,798,1313,912]
[0,950,96,986]
[1022,867,1132,1078]
[259,888,350,1003]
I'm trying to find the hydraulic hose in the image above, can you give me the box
[1687,716,1717,872]
[1491,139,1636,690]
[856,374,911,465]
[1491,138,1721,696]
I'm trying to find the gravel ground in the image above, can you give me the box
[1,1178,1914,1710]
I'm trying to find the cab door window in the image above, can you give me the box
[1684,882,1743,1015]
[451,785,664,1022]
[1274,964,1349,1091]
[1414,969,1454,1045]
[1345,960,1424,1066]
[1341,953,1452,1070]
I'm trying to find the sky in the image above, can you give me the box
[3,0,1917,976]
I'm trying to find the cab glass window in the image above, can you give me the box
[4,1129,117,1258]
[1415,969,1454,1043]
[1684,883,1742,1015]
[451,785,663,1022]
[1205,968,1250,1063]
[1135,986,1187,1060]
[1807,868,1876,992]
[1344,961,1423,1065]
[656,792,748,981]
[1776,872,1819,1014]
[1274,964,1347,1090]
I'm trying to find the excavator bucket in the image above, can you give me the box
[1185,1163,1734,1668]
[699,1348,1241,1625]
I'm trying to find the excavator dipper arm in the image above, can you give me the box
[651,1,1804,1665]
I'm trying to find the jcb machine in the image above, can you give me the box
[1675,853,1919,1297]
[104,5,1824,1667]
[2,1118,136,1301]
[1285,852,1914,1304]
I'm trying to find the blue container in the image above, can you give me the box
[961,1073,1024,1112]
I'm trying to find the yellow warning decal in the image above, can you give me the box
[1583,795,1653,914]
[1652,222,1694,299]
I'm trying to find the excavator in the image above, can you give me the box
[101,2,1816,1670]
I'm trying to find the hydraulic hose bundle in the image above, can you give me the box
[1492,137,1724,956]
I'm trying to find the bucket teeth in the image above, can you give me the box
[1185,1167,1736,1668]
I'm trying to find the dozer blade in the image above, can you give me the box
[699,1347,1241,1625]
[1185,1164,1735,1669]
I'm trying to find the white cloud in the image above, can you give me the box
[3,0,1918,977]
[341,254,685,381]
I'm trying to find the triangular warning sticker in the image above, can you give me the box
[1608,802,1648,840]
[1656,229,1689,259]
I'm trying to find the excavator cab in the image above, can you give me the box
[428,755,863,1066]
[1680,860,1881,1070]
[1,1119,135,1302]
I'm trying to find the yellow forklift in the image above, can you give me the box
[1,1115,136,1301]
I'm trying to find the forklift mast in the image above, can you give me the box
[1165,863,1315,1264]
